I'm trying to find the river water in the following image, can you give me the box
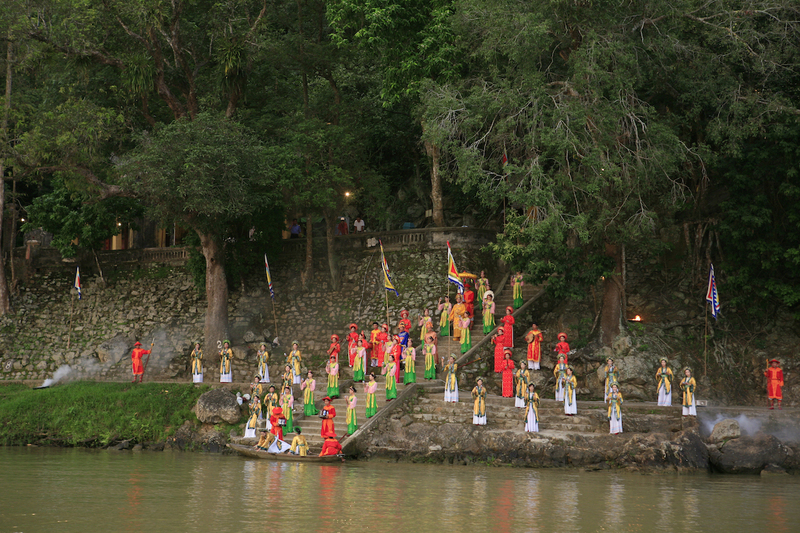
[1,447,798,532]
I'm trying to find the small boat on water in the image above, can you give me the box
[227,443,345,463]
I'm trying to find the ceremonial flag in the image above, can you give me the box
[705,263,720,320]
[264,254,275,299]
[380,240,399,296]
[502,151,508,170]
[74,266,82,300]
[447,241,464,293]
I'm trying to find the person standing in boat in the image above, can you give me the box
[256,343,270,383]
[472,378,487,425]
[607,384,623,434]
[524,383,540,432]
[443,355,459,403]
[564,366,577,416]
[130,341,152,383]
[320,396,337,437]
[219,340,233,383]
[655,359,673,406]
[301,371,318,416]
[680,368,697,417]
[190,342,203,383]
[346,386,358,435]
[365,373,378,418]
[289,427,308,456]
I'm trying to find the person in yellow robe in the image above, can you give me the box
[219,340,233,383]
[607,384,623,434]
[256,343,270,383]
[365,373,378,417]
[255,431,276,451]
[680,368,697,416]
[564,366,577,415]
[190,342,203,383]
[655,359,673,406]
[443,355,459,403]
[404,341,417,384]
[288,342,302,384]
[289,427,308,456]
[382,355,397,400]
[263,385,278,430]
[514,360,530,408]
[472,378,487,425]
[301,371,318,416]
[524,383,540,432]
[448,294,468,341]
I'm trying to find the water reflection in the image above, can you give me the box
[2,448,800,533]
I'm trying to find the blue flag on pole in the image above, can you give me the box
[74,266,82,299]
[705,263,720,319]
[264,254,275,299]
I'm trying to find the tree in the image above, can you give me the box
[117,113,278,352]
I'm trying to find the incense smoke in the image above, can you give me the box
[42,365,73,387]
[700,412,800,443]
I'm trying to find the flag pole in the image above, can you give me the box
[67,291,75,350]
[704,303,708,377]
[271,300,279,342]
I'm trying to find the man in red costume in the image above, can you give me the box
[554,332,570,365]
[270,407,286,440]
[765,359,784,410]
[525,325,544,369]
[492,327,506,373]
[327,334,341,363]
[319,434,343,456]
[347,324,360,366]
[130,341,152,383]
[463,283,475,323]
[369,322,381,366]
[398,310,412,334]
[376,324,389,366]
[320,396,337,437]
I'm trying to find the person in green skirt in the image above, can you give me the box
[365,373,378,417]
[382,355,398,400]
[460,314,472,353]
[280,386,295,433]
[404,339,417,384]
[512,271,524,309]
[353,338,366,382]
[437,296,452,336]
[301,371,318,416]
[482,291,496,334]
[423,334,437,380]
[326,356,340,398]
[346,385,358,435]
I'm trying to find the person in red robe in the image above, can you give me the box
[376,324,389,365]
[320,396,337,437]
[554,332,570,365]
[525,325,544,369]
[130,341,152,383]
[327,334,341,363]
[347,324,360,366]
[270,407,286,440]
[463,283,476,321]
[319,434,343,456]
[398,310,412,334]
[369,322,381,366]
[765,359,784,409]
[500,349,516,397]
[500,307,515,347]
[492,327,506,373]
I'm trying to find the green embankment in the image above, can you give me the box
[0,382,208,447]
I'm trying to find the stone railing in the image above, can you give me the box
[282,226,497,253]
[13,245,192,272]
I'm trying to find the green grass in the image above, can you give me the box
[0,381,210,447]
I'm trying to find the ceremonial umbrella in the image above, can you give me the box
[459,272,477,279]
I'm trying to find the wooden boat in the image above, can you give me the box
[227,443,345,463]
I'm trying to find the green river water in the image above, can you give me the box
[1,447,798,532]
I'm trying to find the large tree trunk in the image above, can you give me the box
[424,139,445,227]
[600,242,624,347]
[302,216,313,288]
[324,211,340,291]
[198,230,228,360]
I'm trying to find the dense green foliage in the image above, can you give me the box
[0,382,208,446]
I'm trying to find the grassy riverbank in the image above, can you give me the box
[0,381,208,446]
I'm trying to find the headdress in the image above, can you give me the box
[558,332,567,341]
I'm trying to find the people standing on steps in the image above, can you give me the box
[301,371,319,416]
[564,366,577,416]
[482,291,496,334]
[326,356,340,399]
[365,373,378,417]
[554,354,568,401]
[472,378,487,426]
[346,385,358,435]
[190,342,203,383]
[288,341,302,384]
[765,359,784,410]
[512,271,524,309]
[327,334,341,364]
[554,332,570,365]
[500,349,516,398]
[607,384,623,434]
[515,359,530,408]
[404,339,417,384]
[382,354,398,401]
[524,383,540,433]
[449,294,468,341]
[219,340,233,383]
[444,355,459,403]
[655,359,673,407]
[418,309,433,342]
[353,338,367,382]
[477,271,490,302]
[319,396,337,437]
[347,324,360,367]
[256,343,270,383]
[459,313,472,353]
[423,334,437,380]
[438,296,452,337]
[397,323,410,351]
[281,365,293,392]
[492,327,506,373]
[500,306,515,347]
[680,368,697,417]
[525,324,543,370]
